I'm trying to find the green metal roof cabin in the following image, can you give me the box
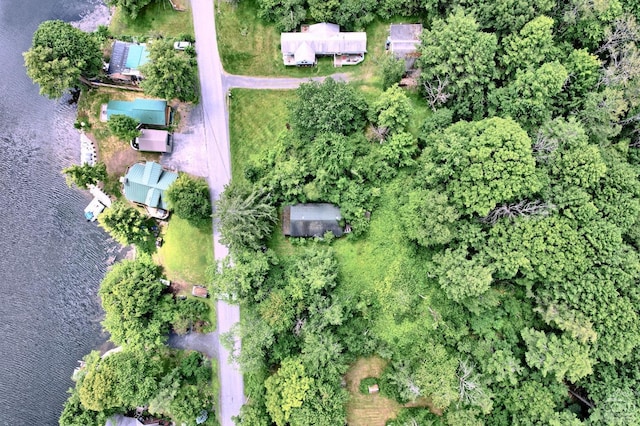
[122,162,178,212]
[106,99,169,126]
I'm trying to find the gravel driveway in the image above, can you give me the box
[160,104,209,178]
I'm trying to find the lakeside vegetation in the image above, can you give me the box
[18,2,220,425]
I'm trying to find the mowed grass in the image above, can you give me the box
[229,89,296,183]
[110,0,194,39]
[345,357,403,426]
[216,0,337,77]
[154,216,213,286]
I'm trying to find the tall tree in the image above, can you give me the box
[107,114,141,141]
[264,358,314,426]
[290,78,368,141]
[214,184,278,253]
[140,39,198,102]
[98,201,154,249]
[23,20,102,98]
[62,162,107,189]
[165,174,212,225]
[420,117,542,216]
[418,9,497,119]
[107,0,154,20]
[99,255,174,349]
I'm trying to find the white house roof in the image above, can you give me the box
[281,23,367,55]
[294,42,316,64]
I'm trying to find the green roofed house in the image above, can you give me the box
[106,98,170,127]
[107,41,150,81]
[121,161,178,219]
[282,203,344,238]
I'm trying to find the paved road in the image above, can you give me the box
[168,331,219,359]
[191,1,243,425]
[222,72,349,92]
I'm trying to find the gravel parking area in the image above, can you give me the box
[161,104,209,178]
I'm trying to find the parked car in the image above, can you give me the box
[173,41,191,50]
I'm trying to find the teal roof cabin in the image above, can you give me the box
[107,41,150,78]
[122,162,177,215]
[107,99,169,126]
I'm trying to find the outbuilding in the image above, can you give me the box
[388,24,423,70]
[132,129,173,153]
[282,203,344,238]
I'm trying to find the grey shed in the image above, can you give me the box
[282,203,344,238]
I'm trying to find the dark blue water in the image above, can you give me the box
[0,1,116,424]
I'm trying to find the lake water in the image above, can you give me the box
[0,1,116,424]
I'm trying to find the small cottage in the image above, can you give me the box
[132,129,173,153]
[388,24,423,70]
[107,41,150,80]
[121,162,178,219]
[106,99,171,127]
[282,203,344,238]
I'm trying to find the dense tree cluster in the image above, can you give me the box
[23,20,102,98]
[221,1,640,425]
[62,162,107,190]
[60,253,213,426]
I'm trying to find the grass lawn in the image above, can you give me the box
[345,357,403,425]
[110,0,194,39]
[215,0,414,82]
[154,216,213,286]
[229,89,297,183]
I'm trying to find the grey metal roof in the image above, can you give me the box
[107,41,149,76]
[283,204,344,238]
[389,24,423,42]
[135,129,172,153]
[105,415,143,426]
[389,24,423,58]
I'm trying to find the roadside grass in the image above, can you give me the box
[229,89,296,183]
[216,0,336,77]
[154,215,213,286]
[345,357,403,426]
[109,0,194,39]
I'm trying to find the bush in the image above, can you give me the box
[165,174,212,225]
[359,377,379,394]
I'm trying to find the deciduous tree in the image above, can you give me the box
[165,174,212,225]
[23,20,102,98]
[140,39,198,102]
[63,162,107,189]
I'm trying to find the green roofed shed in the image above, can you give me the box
[122,162,178,210]
[106,99,169,126]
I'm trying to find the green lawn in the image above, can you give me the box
[155,216,213,285]
[110,0,194,39]
[229,89,297,183]
[215,0,409,81]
